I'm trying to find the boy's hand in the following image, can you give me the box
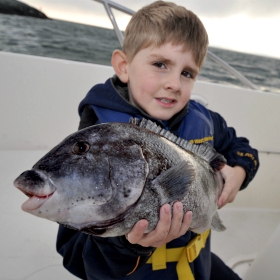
[126,201,192,247]
[218,165,246,209]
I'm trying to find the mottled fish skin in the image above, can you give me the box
[14,118,226,237]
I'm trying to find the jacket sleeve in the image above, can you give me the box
[56,226,154,280]
[210,110,259,190]
[57,105,155,279]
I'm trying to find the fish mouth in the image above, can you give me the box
[14,170,56,211]
[17,186,55,199]
[20,191,56,212]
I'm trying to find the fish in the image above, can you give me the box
[14,118,226,237]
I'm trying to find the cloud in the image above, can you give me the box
[112,0,280,18]
[23,0,280,19]
[174,0,280,18]
[202,16,280,58]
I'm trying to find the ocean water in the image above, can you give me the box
[0,13,279,93]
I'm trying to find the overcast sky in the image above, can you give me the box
[21,0,280,59]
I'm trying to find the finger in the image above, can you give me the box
[178,210,192,236]
[139,204,172,247]
[151,204,172,245]
[166,201,184,240]
[218,187,230,208]
[157,203,172,236]
[126,219,148,244]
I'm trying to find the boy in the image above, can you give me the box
[57,1,259,279]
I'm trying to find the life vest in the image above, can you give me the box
[89,100,214,280]
[91,100,214,145]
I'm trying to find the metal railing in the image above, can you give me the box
[94,0,134,43]
[94,0,258,90]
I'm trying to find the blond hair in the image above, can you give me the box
[122,1,209,69]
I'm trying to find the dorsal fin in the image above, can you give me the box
[129,117,226,170]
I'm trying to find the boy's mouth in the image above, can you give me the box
[156,98,176,107]
[160,98,173,104]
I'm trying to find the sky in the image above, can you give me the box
[21,0,280,59]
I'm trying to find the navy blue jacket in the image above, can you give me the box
[57,76,259,280]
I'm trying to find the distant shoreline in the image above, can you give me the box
[0,0,49,19]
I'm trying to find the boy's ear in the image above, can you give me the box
[111,50,129,83]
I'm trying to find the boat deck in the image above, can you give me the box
[212,208,280,278]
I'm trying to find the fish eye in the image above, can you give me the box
[72,141,90,155]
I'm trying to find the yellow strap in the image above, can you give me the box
[177,247,195,280]
[186,229,210,263]
[150,244,167,270]
[147,229,210,280]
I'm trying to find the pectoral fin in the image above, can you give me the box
[152,161,195,203]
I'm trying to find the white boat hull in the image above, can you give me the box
[1,51,279,279]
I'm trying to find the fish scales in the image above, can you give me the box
[14,118,226,237]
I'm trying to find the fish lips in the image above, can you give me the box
[14,169,56,211]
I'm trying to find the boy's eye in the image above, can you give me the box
[182,71,192,78]
[153,62,165,69]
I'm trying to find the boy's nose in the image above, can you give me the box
[164,73,181,92]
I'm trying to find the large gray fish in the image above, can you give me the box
[14,118,226,237]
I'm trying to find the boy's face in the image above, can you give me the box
[125,43,199,120]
